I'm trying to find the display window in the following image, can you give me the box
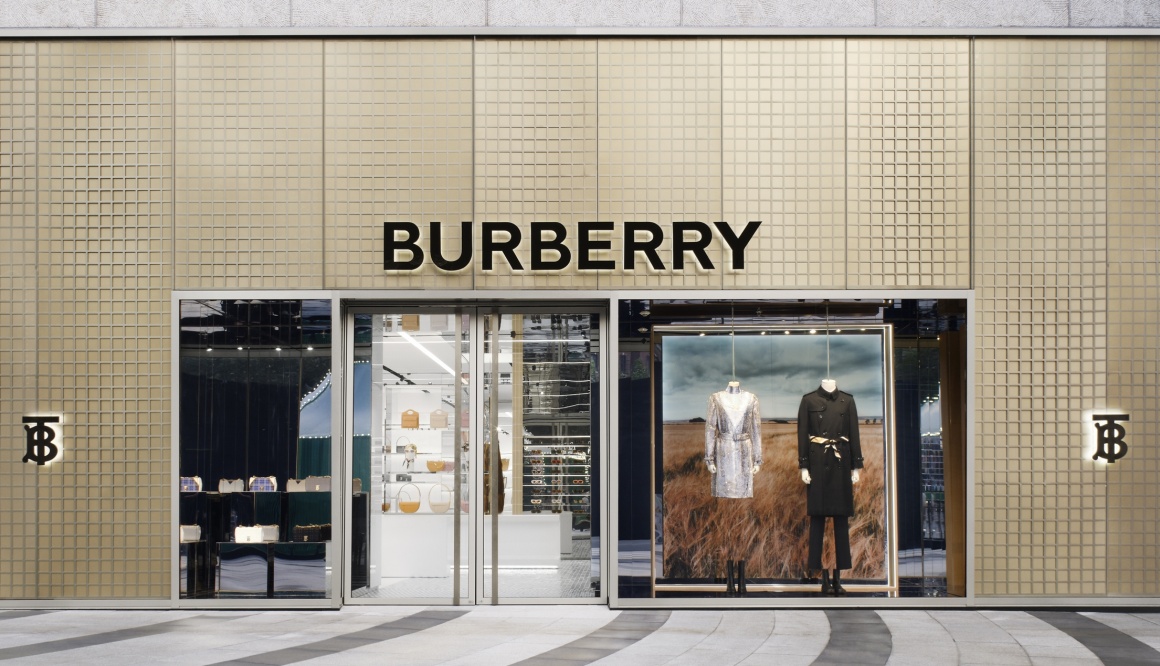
[616,298,967,601]
[176,298,335,601]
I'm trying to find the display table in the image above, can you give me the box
[218,542,328,597]
[378,512,565,577]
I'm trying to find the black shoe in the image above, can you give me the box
[820,569,832,595]
[832,569,846,596]
[737,560,747,596]
[725,560,737,597]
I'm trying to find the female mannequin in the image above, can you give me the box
[705,380,762,595]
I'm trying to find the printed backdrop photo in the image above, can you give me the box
[657,329,892,583]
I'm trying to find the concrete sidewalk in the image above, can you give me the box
[0,606,1158,665]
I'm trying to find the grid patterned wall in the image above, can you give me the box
[847,39,971,289]
[722,39,846,289]
[598,39,722,289]
[325,40,474,290]
[1106,40,1160,597]
[6,38,1160,602]
[0,42,39,599]
[972,39,1109,596]
[34,41,174,598]
[474,40,599,290]
[175,41,324,290]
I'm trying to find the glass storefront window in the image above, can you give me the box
[616,298,967,601]
[177,299,333,600]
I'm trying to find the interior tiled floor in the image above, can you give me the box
[0,606,1159,665]
[352,537,597,600]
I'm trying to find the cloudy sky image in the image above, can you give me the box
[661,332,886,421]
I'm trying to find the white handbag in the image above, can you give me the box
[304,475,331,492]
[218,478,244,493]
[179,525,202,542]
[286,478,307,493]
[235,525,279,543]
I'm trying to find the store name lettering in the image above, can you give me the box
[383,221,762,272]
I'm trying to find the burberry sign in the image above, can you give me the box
[384,220,763,272]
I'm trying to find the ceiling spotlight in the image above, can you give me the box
[237,346,243,351]
[206,348,213,352]
[275,347,282,351]
[637,326,649,333]
[307,346,314,351]
[809,329,817,334]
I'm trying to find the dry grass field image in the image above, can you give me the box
[662,421,886,581]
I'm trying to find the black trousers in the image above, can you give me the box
[808,515,852,570]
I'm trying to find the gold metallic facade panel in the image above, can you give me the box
[846,39,970,289]
[722,39,846,289]
[0,41,40,600]
[175,40,324,289]
[972,39,1109,597]
[325,40,474,290]
[599,39,722,289]
[1107,39,1160,597]
[474,40,599,290]
[34,41,174,599]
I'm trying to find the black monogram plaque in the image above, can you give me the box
[22,416,61,465]
[1092,413,1129,463]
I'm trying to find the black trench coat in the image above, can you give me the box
[797,387,864,517]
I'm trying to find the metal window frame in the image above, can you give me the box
[606,288,976,610]
[170,290,342,610]
[166,287,976,610]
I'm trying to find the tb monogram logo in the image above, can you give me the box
[1092,414,1129,463]
[22,416,60,466]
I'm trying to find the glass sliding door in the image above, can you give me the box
[348,310,471,603]
[482,311,601,602]
[346,305,603,605]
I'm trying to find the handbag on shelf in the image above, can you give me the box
[286,478,306,493]
[304,475,331,492]
[394,435,414,453]
[179,524,202,542]
[180,476,202,492]
[352,478,363,494]
[428,484,452,514]
[235,524,279,543]
[248,475,277,492]
[426,459,446,473]
[401,314,420,332]
[397,483,421,514]
[401,409,420,429]
[429,409,449,429]
[291,524,332,542]
[218,478,244,494]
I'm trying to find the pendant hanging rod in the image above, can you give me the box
[731,303,736,380]
[825,302,831,378]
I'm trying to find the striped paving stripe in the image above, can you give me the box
[1031,611,1160,666]
[208,609,468,666]
[0,611,54,622]
[0,615,216,662]
[812,610,892,666]
[511,610,671,666]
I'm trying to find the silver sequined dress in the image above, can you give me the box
[704,389,763,498]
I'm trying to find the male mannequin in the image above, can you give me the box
[797,380,863,595]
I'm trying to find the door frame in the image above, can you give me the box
[339,296,610,606]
